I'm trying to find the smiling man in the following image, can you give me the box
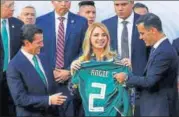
[6,24,67,116]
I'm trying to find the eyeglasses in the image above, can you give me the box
[2,2,14,9]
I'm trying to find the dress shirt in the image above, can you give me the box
[55,11,68,45]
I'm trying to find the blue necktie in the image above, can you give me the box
[1,20,9,71]
[32,56,47,86]
[149,47,155,57]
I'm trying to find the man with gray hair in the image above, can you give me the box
[1,0,23,116]
[17,5,36,24]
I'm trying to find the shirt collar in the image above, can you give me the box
[118,12,134,24]
[153,36,167,49]
[21,48,35,61]
[1,18,8,24]
[55,11,68,21]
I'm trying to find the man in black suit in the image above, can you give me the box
[0,0,24,116]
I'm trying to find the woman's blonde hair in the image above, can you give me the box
[80,22,116,61]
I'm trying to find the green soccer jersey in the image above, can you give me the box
[72,61,132,116]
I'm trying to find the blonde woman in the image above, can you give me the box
[70,22,132,116]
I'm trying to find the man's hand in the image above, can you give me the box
[53,69,71,83]
[50,93,67,105]
[113,72,128,84]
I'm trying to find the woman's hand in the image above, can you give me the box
[70,60,81,75]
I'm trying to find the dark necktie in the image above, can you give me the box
[149,47,155,57]
[1,19,9,71]
[121,21,129,59]
[56,17,65,69]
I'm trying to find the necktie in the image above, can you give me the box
[32,56,47,86]
[1,20,9,71]
[56,17,65,69]
[121,21,129,59]
[149,47,155,57]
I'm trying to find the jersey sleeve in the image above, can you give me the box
[71,71,80,88]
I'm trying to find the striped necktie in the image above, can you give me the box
[1,19,9,71]
[56,17,65,69]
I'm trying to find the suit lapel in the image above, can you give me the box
[8,18,15,59]
[131,13,140,59]
[38,55,50,90]
[19,51,47,91]
[112,16,118,51]
[143,52,158,74]
[143,39,168,74]
[65,12,75,48]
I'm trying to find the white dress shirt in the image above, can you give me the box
[1,18,11,62]
[117,12,134,60]
[153,36,167,50]
[55,11,68,45]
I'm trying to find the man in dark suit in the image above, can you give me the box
[36,1,88,116]
[102,0,148,76]
[172,37,179,116]
[116,13,178,116]
[102,1,149,115]
[1,0,24,116]
[6,24,67,116]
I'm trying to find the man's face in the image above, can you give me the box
[28,33,44,55]
[18,7,36,24]
[114,0,134,20]
[137,23,155,46]
[1,1,14,18]
[79,5,96,25]
[52,1,71,16]
[134,7,148,15]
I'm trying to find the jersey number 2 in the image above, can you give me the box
[89,83,106,112]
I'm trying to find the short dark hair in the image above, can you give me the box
[20,24,43,45]
[133,2,149,12]
[136,13,163,32]
[78,1,95,7]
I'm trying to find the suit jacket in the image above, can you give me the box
[6,51,59,116]
[0,36,3,83]
[173,38,179,55]
[102,13,149,76]
[172,38,179,96]
[36,11,88,69]
[127,39,178,116]
[0,36,3,115]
